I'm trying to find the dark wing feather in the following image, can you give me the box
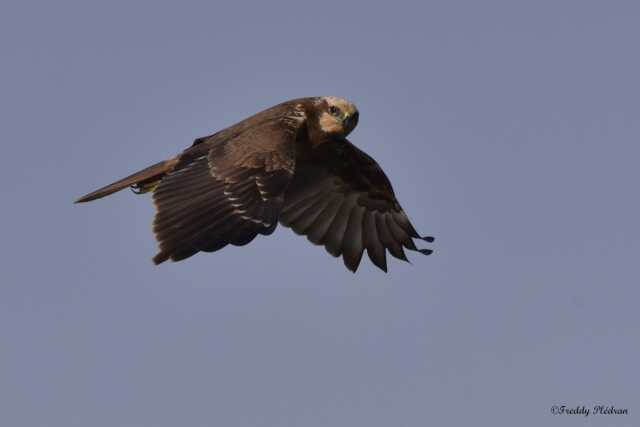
[280,139,433,272]
[75,158,179,203]
[152,119,298,264]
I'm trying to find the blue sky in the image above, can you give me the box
[1,1,638,426]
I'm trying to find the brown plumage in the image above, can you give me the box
[75,96,434,272]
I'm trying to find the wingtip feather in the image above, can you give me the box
[153,252,169,265]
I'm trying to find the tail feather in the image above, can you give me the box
[75,158,178,203]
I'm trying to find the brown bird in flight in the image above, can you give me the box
[76,97,434,272]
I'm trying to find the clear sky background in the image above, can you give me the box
[1,1,638,426]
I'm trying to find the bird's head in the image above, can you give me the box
[316,96,359,138]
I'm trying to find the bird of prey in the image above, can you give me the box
[75,96,434,272]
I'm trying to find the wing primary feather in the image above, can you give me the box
[389,212,435,255]
[153,191,229,231]
[153,190,228,226]
[376,212,408,262]
[324,195,358,257]
[362,211,387,272]
[280,187,330,225]
[191,215,246,249]
[155,203,235,246]
[386,214,417,251]
[342,205,365,272]
[198,239,228,253]
[153,178,224,206]
[392,211,421,238]
[169,245,201,262]
[305,195,344,244]
[289,193,334,233]
[280,191,329,227]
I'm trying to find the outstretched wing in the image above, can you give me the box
[152,120,297,264]
[279,139,433,272]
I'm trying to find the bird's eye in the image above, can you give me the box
[329,106,341,116]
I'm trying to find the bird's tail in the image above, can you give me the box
[74,157,179,203]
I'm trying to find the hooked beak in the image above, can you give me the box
[342,111,359,129]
